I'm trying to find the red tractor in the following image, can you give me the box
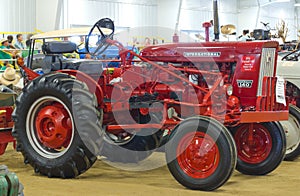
[0,86,16,155]
[13,18,288,191]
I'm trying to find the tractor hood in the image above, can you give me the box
[140,41,279,62]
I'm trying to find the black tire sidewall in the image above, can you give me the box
[13,74,101,177]
[17,82,83,166]
[165,117,236,191]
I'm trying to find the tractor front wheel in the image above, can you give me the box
[232,122,286,175]
[165,116,237,191]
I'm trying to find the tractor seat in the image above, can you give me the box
[41,41,104,75]
[42,41,76,55]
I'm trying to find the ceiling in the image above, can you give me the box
[182,0,211,10]
[87,0,300,10]
[238,0,299,9]
[180,0,299,11]
[87,0,157,6]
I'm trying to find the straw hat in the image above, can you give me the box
[0,67,21,86]
[0,38,8,45]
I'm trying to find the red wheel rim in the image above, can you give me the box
[177,132,220,179]
[235,124,272,164]
[35,102,72,149]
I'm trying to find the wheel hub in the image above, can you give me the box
[235,124,272,164]
[35,103,72,149]
[177,132,220,178]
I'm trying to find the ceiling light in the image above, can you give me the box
[295,3,300,6]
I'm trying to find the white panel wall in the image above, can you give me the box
[158,0,238,42]
[0,0,36,34]
[1,0,299,42]
[62,0,158,44]
[179,0,237,30]
[237,7,259,37]
[36,0,59,32]
[157,0,179,30]
[0,0,60,33]
[67,0,157,28]
[260,3,297,41]
[219,0,238,25]
[238,1,298,41]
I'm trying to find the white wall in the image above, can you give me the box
[1,0,300,42]
[66,0,157,28]
[237,7,259,37]
[0,0,59,34]
[238,0,298,42]
[157,0,238,42]
[157,0,179,30]
[0,0,36,34]
[36,0,59,32]
[261,3,297,41]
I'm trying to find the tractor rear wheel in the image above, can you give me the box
[281,105,300,161]
[165,116,237,191]
[101,130,163,163]
[231,122,286,175]
[13,73,102,178]
[100,112,163,163]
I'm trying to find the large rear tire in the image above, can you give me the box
[165,116,237,191]
[281,105,300,161]
[231,122,286,175]
[13,73,103,178]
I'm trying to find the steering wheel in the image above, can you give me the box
[86,18,115,57]
[281,49,300,61]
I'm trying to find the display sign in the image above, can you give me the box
[241,56,255,72]
[276,76,286,106]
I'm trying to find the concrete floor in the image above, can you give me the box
[1,144,300,196]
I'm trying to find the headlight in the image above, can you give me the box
[224,84,233,96]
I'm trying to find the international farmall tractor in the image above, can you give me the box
[12,18,288,191]
[0,85,16,155]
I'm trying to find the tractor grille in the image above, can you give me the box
[257,48,276,96]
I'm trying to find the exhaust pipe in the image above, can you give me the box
[213,0,220,41]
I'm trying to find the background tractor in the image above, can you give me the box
[12,18,288,191]
[277,50,300,161]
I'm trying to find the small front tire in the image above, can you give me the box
[165,116,237,191]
